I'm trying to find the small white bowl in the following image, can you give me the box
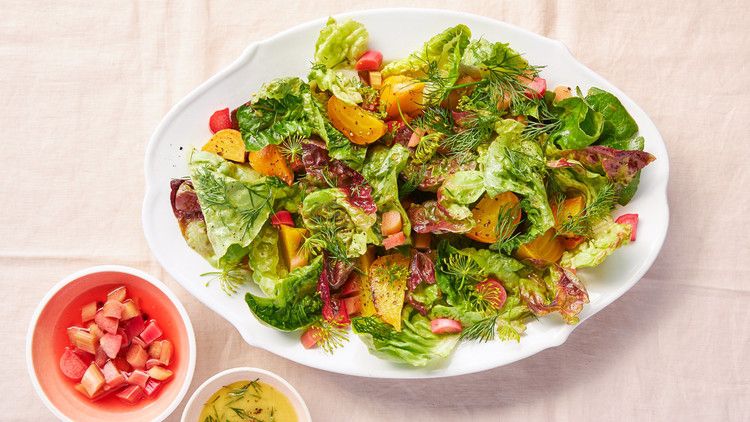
[181,367,311,422]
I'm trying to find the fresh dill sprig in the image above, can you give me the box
[399,164,426,198]
[491,202,522,252]
[300,214,351,264]
[459,315,498,342]
[279,135,304,163]
[201,266,248,296]
[310,320,349,353]
[557,184,617,237]
[229,407,262,422]
[413,106,455,136]
[522,99,563,140]
[442,112,497,154]
[193,169,228,209]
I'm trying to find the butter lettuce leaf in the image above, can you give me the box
[561,215,631,269]
[314,18,368,68]
[236,77,328,151]
[362,145,411,242]
[585,87,638,146]
[245,256,323,331]
[352,307,459,366]
[436,170,485,222]
[482,119,555,251]
[326,122,367,171]
[301,188,377,258]
[248,224,288,296]
[309,65,364,104]
[550,97,605,149]
[189,150,276,262]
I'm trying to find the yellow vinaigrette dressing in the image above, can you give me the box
[199,379,298,422]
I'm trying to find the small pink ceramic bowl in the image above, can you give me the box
[26,265,196,422]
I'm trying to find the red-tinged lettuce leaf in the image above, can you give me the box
[301,139,330,179]
[408,251,436,291]
[318,257,350,325]
[520,266,589,324]
[170,179,204,228]
[405,293,429,316]
[328,159,377,214]
[560,146,654,191]
[407,200,474,234]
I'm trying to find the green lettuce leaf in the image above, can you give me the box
[247,224,288,296]
[245,256,323,331]
[236,77,328,151]
[436,170,485,222]
[325,122,367,171]
[549,159,611,208]
[301,188,377,258]
[482,119,555,250]
[352,307,459,366]
[309,65,364,104]
[560,215,631,269]
[550,97,605,149]
[314,18,369,68]
[519,266,589,324]
[381,24,470,103]
[188,150,276,262]
[460,38,529,77]
[362,145,412,242]
[585,87,638,145]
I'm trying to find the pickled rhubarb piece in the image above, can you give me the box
[101,361,126,389]
[126,369,149,389]
[59,347,88,380]
[139,320,162,345]
[88,322,104,340]
[131,336,147,349]
[147,366,173,381]
[112,356,131,372]
[116,385,144,404]
[144,379,162,396]
[81,301,97,323]
[68,327,98,355]
[94,346,107,367]
[120,299,140,320]
[125,343,148,369]
[124,316,145,338]
[159,340,173,365]
[145,358,163,370]
[100,333,123,359]
[80,363,105,397]
[94,311,118,334]
[106,286,127,302]
[117,328,130,349]
[102,300,124,319]
[148,340,162,359]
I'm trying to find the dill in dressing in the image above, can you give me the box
[199,379,298,422]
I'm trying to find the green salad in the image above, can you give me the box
[169,18,655,366]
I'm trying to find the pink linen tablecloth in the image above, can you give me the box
[2,1,749,420]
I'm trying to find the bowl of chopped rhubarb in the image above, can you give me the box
[26,265,196,422]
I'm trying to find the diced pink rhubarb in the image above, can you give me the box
[145,358,163,370]
[430,318,463,334]
[125,343,148,369]
[95,311,119,335]
[94,346,108,367]
[88,322,104,340]
[60,347,88,380]
[139,320,163,345]
[102,300,124,319]
[101,361,126,389]
[112,356,131,372]
[120,299,140,321]
[81,301,98,323]
[80,363,105,397]
[116,385,144,404]
[126,369,149,389]
[117,328,130,350]
[68,327,98,355]
[158,340,172,365]
[144,379,162,396]
[124,316,145,338]
[131,336,147,349]
[146,366,173,381]
[106,286,127,302]
[100,333,123,359]
[148,340,162,359]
